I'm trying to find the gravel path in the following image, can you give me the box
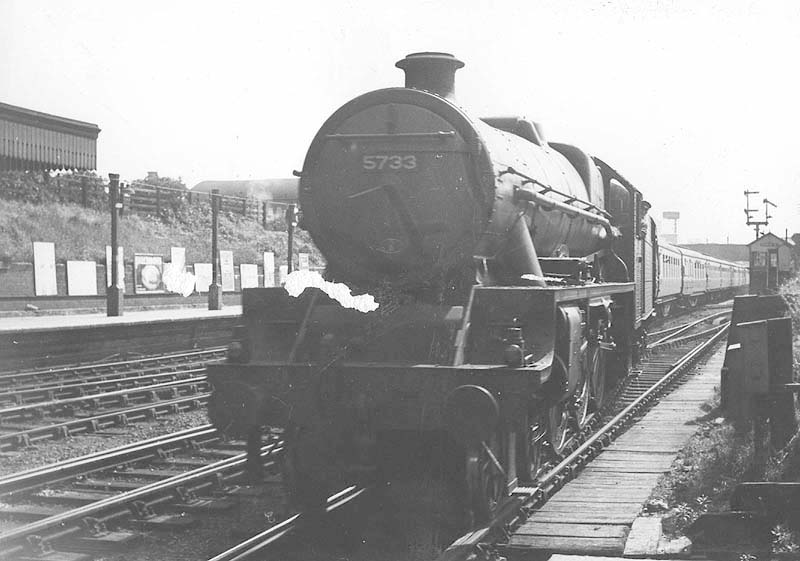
[0,410,209,478]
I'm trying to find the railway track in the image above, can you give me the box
[432,310,731,561]
[0,425,283,560]
[0,311,730,561]
[0,348,225,451]
[207,485,369,561]
[647,309,730,348]
[197,311,733,561]
[0,347,226,392]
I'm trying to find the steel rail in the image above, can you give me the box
[648,323,727,350]
[0,393,209,451]
[434,322,730,561]
[0,440,283,556]
[0,347,226,386]
[3,355,221,395]
[0,366,208,405]
[0,346,225,379]
[538,322,728,490]
[0,375,208,418]
[0,424,218,495]
[648,310,730,347]
[647,324,688,339]
[207,485,369,561]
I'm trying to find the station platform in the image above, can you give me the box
[0,305,241,334]
[508,347,725,558]
[547,553,698,561]
[0,305,243,371]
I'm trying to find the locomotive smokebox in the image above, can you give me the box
[396,52,464,99]
[300,52,613,289]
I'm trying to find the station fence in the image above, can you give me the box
[0,171,292,228]
[123,181,290,227]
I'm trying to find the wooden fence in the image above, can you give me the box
[28,175,291,227]
[126,182,290,226]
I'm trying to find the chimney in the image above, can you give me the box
[395,52,464,99]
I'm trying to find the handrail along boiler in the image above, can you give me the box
[209,52,678,525]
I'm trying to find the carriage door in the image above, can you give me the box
[768,249,779,290]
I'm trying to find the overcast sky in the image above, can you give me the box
[2,0,798,244]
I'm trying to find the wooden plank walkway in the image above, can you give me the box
[547,553,697,561]
[509,347,725,556]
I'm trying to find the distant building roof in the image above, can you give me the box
[0,102,100,171]
[678,243,749,262]
[192,178,297,201]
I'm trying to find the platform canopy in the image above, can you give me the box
[0,102,100,171]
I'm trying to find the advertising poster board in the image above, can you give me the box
[134,254,164,294]
[170,247,186,270]
[263,252,275,287]
[33,241,57,296]
[66,261,98,295]
[240,263,258,289]
[220,250,235,292]
[194,263,212,293]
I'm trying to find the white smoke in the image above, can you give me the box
[284,270,378,313]
[162,263,197,297]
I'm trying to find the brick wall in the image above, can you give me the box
[0,263,34,297]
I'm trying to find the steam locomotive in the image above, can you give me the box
[208,52,745,527]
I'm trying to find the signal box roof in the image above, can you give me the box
[747,232,795,248]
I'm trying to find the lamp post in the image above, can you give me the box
[208,189,222,310]
[107,173,124,316]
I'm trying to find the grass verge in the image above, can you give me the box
[0,199,321,266]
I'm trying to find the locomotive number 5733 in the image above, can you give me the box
[361,154,418,170]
